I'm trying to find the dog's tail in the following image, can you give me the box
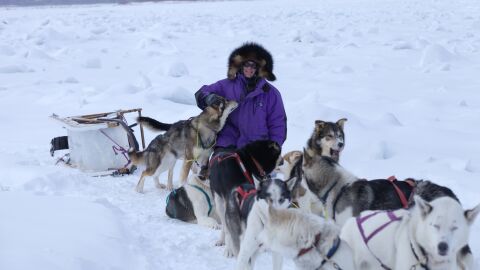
[137,116,172,131]
[128,148,145,165]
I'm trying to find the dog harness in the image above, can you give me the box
[356,210,402,270]
[297,234,343,270]
[188,184,213,216]
[387,176,416,208]
[236,184,257,214]
[209,152,267,185]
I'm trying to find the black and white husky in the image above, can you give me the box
[341,196,480,270]
[165,173,219,229]
[208,140,282,256]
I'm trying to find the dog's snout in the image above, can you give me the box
[438,242,449,256]
[338,142,344,148]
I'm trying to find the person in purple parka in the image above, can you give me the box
[194,42,287,165]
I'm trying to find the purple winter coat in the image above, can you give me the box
[196,74,287,148]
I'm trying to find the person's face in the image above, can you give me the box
[242,61,257,78]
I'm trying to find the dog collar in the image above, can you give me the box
[319,237,341,268]
[320,181,338,204]
[297,233,321,258]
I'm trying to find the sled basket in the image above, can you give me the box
[50,108,146,173]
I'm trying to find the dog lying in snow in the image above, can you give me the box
[340,196,480,270]
[165,167,220,229]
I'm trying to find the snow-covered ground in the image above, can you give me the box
[1,0,480,269]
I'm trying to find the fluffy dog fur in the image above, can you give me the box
[236,203,355,270]
[227,42,276,81]
[208,140,281,255]
[341,196,480,270]
[129,97,237,193]
[306,118,347,162]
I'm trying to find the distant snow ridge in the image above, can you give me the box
[168,62,189,77]
[419,44,455,67]
[163,86,195,105]
[0,64,33,73]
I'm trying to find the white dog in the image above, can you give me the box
[340,196,480,270]
[236,202,355,270]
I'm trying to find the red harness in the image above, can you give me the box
[209,152,267,185]
[387,176,416,208]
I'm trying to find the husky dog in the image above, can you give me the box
[165,171,220,229]
[302,150,473,268]
[226,177,298,260]
[275,151,323,214]
[238,205,355,270]
[341,196,480,270]
[306,118,347,162]
[302,149,458,225]
[128,97,238,193]
[209,140,281,256]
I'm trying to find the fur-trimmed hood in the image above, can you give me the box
[227,42,276,81]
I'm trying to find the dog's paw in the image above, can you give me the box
[155,183,167,190]
[165,184,174,191]
[223,247,235,258]
[198,218,220,230]
[135,186,144,193]
[215,239,225,246]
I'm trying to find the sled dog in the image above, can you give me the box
[128,97,237,192]
[236,204,355,270]
[275,150,322,214]
[341,196,480,270]
[306,118,347,162]
[165,170,220,229]
[226,177,298,260]
[208,140,281,256]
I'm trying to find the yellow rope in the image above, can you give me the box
[185,127,216,163]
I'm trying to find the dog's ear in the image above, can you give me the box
[415,195,432,219]
[464,203,480,226]
[285,175,299,192]
[314,120,326,132]
[253,175,263,190]
[303,148,314,165]
[336,118,348,130]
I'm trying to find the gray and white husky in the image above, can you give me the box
[341,196,480,270]
[306,118,347,162]
[129,97,238,192]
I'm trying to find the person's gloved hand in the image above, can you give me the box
[204,93,223,107]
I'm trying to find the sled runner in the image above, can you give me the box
[50,108,145,175]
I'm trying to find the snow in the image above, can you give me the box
[0,0,480,269]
